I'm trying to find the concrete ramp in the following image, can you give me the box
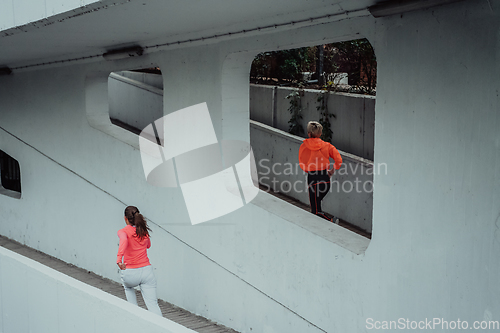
[0,235,239,333]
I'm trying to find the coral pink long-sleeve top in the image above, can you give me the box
[116,225,151,268]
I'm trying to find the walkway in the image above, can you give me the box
[260,184,372,239]
[0,235,239,333]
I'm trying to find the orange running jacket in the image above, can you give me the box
[299,138,342,172]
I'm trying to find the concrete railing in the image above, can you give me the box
[250,84,375,160]
[0,246,195,333]
[114,71,164,90]
[250,120,374,233]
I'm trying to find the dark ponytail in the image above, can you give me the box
[124,206,151,240]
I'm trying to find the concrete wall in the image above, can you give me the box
[250,120,373,233]
[1,1,500,332]
[249,85,275,126]
[250,84,376,160]
[0,246,195,333]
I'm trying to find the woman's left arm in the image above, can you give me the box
[116,230,128,269]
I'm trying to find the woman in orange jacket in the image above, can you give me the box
[299,121,342,222]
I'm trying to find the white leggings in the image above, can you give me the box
[120,265,162,316]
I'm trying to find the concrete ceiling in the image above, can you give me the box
[0,0,384,71]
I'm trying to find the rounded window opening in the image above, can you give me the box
[108,67,163,136]
[0,150,21,199]
[249,39,376,238]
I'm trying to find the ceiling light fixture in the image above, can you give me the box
[0,67,12,76]
[103,46,144,61]
[369,0,464,18]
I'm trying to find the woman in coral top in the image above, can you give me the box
[117,206,162,315]
[299,121,342,222]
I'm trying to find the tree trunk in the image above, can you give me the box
[316,45,324,85]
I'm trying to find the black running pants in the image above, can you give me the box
[307,169,331,221]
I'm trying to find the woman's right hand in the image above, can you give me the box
[117,262,127,270]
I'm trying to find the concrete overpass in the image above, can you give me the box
[1,0,499,332]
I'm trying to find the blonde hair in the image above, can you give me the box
[307,121,323,138]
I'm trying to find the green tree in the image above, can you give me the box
[286,90,304,136]
[250,47,315,84]
[250,39,377,94]
[328,38,377,90]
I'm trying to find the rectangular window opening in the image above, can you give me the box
[108,67,163,140]
[249,39,376,239]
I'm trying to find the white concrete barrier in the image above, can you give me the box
[115,71,164,90]
[250,120,373,233]
[0,246,195,333]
